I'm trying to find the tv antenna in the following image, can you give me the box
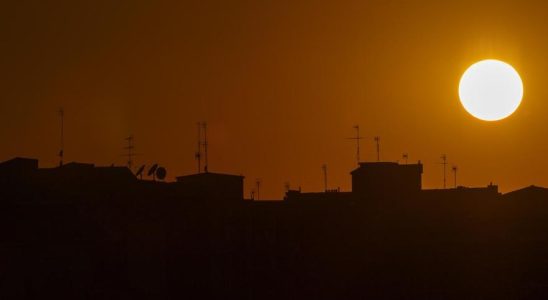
[322,164,328,192]
[124,135,136,171]
[195,121,209,173]
[195,122,202,173]
[346,125,364,165]
[202,122,208,173]
[452,165,458,188]
[148,164,158,181]
[135,165,145,180]
[440,154,447,189]
[156,167,167,181]
[255,178,261,200]
[58,108,64,167]
[374,136,380,162]
[402,153,408,164]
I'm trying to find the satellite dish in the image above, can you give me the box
[147,164,158,177]
[135,165,145,179]
[156,167,167,181]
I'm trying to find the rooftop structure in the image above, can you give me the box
[351,161,423,197]
[176,172,244,202]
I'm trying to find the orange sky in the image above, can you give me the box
[1,0,548,199]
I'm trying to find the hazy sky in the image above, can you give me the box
[2,0,548,198]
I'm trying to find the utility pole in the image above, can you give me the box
[347,125,364,165]
[322,164,328,192]
[441,154,447,189]
[374,136,380,162]
[58,108,64,167]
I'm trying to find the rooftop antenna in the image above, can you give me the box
[58,108,64,167]
[374,136,380,162]
[202,122,209,173]
[148,164,159,181]
[255,178,261,200]
[322,164,328,192]
[441,154,447,189]
[135,165,145,180]
[452,165,458,188]
[156,167,167,181]
[124,135,135,171]
[402,153,409,164]
[195,122,202,173]
[347,125,364,165]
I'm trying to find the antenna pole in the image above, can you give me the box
[347,125,364,165]
[441,154,447,189]
[256,179,261,200]
[356,126,360,164]
[374,136,380,162]
[195,122,201,173]
[322,164,328,192]
[202,122,208,173]
[124,135,135,170]
[402,153,408,164]
[58,108,64,167]
[452,165,458,188]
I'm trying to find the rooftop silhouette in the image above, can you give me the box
[0,155,547,298]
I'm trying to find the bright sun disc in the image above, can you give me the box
[458,59,523,121]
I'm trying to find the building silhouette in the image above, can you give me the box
[285,161,498,203]
[0,156,547,299]
[352,162,423,196]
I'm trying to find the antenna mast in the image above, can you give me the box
[402,153,408,164]
[374,136,380,162]
[195,121,209,173]
[124,135,135,170]
[322,164,328,192]
[452,165,458,188]
[255,179,261,200]
[58,108,64,166]
[441,154,447,189]
[202,122,208,173]
[195,122,202,173]
[347,125,364,165]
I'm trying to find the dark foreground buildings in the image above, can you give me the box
[1,157,548,299]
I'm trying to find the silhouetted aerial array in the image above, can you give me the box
[0,156,547,299]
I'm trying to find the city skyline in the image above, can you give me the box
[3,1,548,298]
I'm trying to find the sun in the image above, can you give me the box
[458,59,523,121]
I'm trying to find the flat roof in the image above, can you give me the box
[176,172,244,181]
[351,161,423,174]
